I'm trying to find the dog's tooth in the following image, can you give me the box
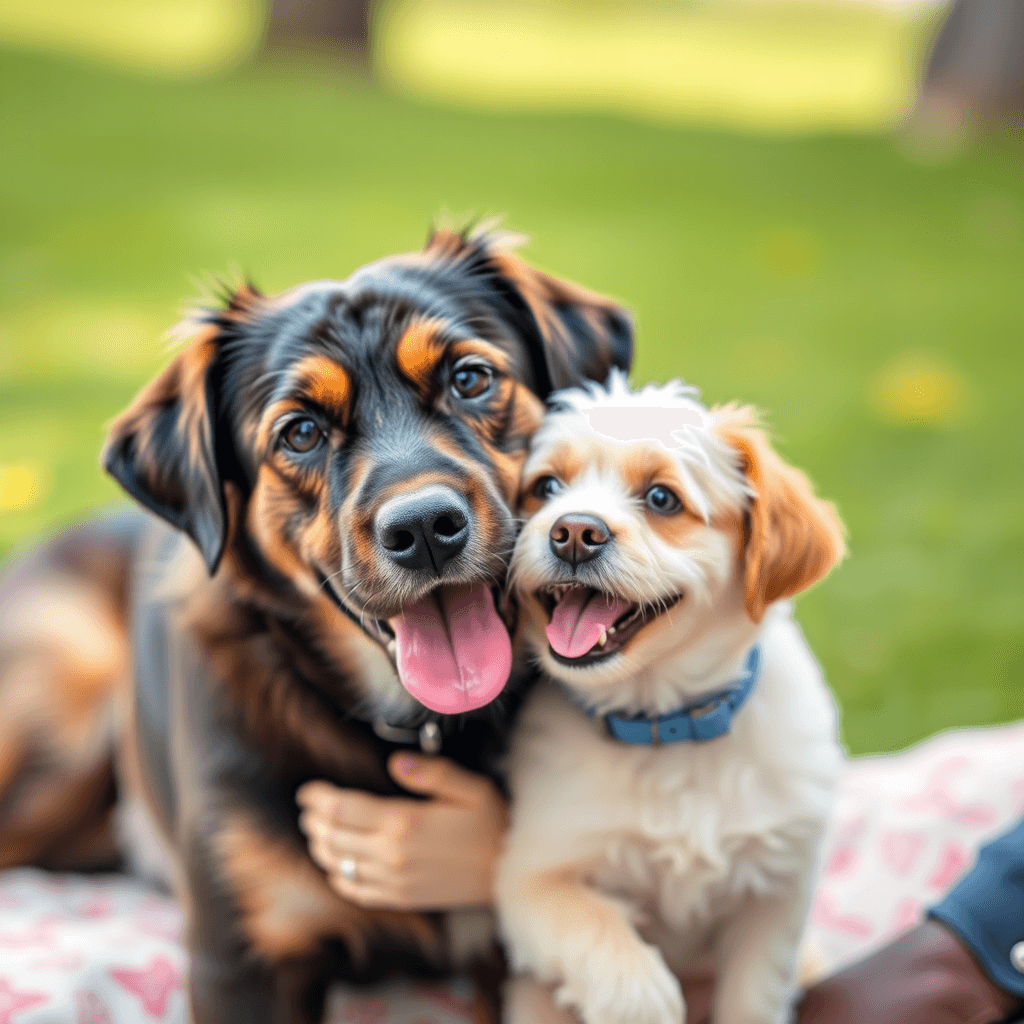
[598,626,607,647]
[387,639,396,658]
[607,625,617,636]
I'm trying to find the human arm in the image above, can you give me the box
[927,817,1024,1012]
[796,919,1022,1024]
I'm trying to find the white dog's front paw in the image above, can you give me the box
[558,943,685,1024]
[714,984,797,1024]
[714,1008,793,1024]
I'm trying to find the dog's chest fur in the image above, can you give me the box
[503,613,842,964]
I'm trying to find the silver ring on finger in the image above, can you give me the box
[339,856,358,883]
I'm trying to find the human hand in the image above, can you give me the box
[673,919,1023,1024]
[796,920,1022,1024]
[297,753,509,912]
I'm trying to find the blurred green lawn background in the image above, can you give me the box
[1,0,1022,756]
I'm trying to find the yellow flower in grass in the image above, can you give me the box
[870,352,969,426]
[0,463,47,512]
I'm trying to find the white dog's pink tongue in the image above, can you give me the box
[391,584,512,714]
[546,588,632,658]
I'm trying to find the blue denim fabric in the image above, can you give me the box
[929,817,1024,1002]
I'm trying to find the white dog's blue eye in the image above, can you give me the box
[645,485,681,514]
[533,475,563,500]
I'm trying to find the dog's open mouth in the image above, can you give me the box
[317,569,513,715]
[538,584,681,666]
[380,583,511,715]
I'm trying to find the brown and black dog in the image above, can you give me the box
[0,227,632,1022]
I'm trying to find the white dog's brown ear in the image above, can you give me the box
[716,412,846,622]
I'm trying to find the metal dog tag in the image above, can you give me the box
[418,720,442,754]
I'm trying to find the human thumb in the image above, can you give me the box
[388,752,490,804]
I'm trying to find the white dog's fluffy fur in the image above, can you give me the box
[496,373,846,1024]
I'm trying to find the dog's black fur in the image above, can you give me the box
[0,227,632,1023]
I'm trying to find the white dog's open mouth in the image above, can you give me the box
[537,584,681,666]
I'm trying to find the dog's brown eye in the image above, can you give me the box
[283,418,322,453]
[452,365,493,400]
[533,476,563,501]
[645,485,680,515]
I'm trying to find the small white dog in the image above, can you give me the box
[496,373,846,1024]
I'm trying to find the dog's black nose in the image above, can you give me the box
[376,487,471,575]
[549,514,610,566]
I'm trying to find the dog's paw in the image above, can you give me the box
[714,990,797,1024]
[714,1010,793,1024]
[558,943,685,1024]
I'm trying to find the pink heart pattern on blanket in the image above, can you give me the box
[0,720,1022,1020]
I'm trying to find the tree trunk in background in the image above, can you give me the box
[919,0,1024,119]
[266,0,374,64]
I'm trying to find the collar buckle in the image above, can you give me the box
[649,717,662,746]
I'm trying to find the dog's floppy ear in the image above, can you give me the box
[426,228,633,396]
[102,318,232,573]
[490,248,634,394]
[715,409,846,622]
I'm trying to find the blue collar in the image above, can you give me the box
[580,645,762,746]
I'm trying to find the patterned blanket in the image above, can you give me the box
[2,720,1022,1023]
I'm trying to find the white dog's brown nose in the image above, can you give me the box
[549,514,610,566]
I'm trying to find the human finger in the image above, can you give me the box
[388,752,501,807]
[302,817,381,863]
[296,782,387,832]
[307,834,393,889]
[323,870,401,911]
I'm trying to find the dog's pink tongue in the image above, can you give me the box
[546,589,632,658]
[391,584,511,714]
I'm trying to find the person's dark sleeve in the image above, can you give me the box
[929,817,1024,1001]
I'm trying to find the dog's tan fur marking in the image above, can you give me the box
[245,464,321,599]
[214,810,442,965]
[395,320,448,395]
[507,383,546,442]
[293,354,352,421]
[521,443,587,513]
[254,399,305,453]
[487,383,546,503]
[449,338,512,375]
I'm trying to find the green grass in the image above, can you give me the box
[1,46,1022,756]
